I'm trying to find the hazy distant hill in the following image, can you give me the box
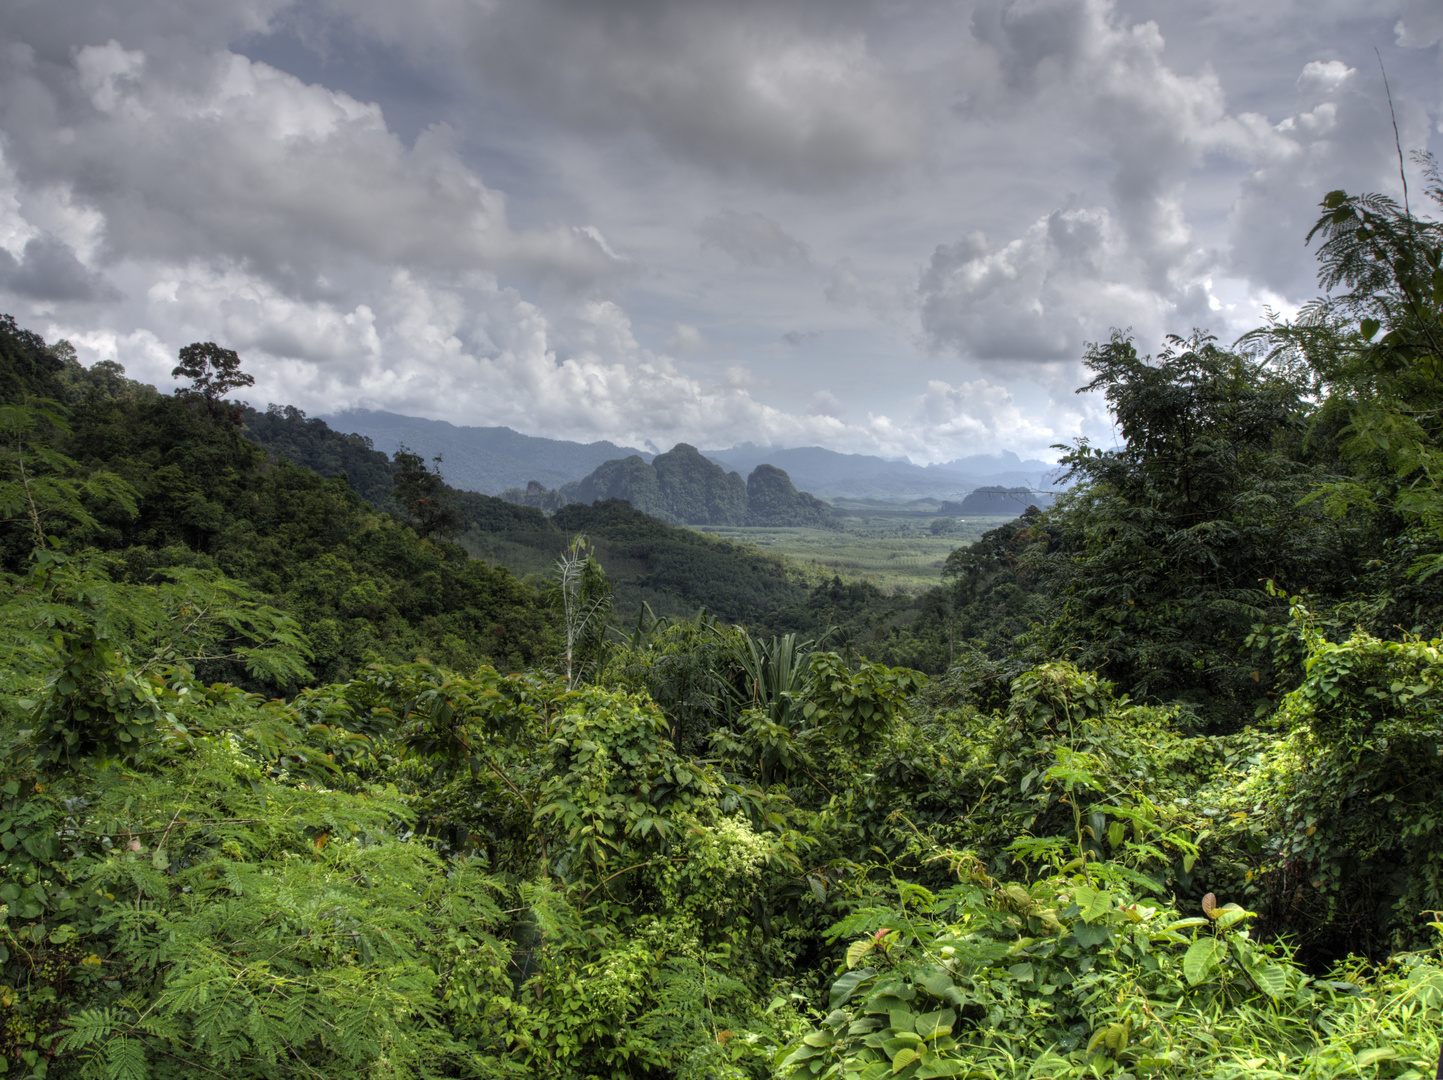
[703,444,1058,500]
[957,486,1055,514]
[322,409,653,494]
[566,447,838,528]
[318,409,1061,503]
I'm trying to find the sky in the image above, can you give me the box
[1,0,1440,464]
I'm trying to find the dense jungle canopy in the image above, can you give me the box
[2,180,1443,1079]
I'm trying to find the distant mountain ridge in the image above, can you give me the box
[321,409,1060,503]
[701,444,1058,501]
[322,409,653,494]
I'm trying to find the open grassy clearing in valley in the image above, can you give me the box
[699,515,1017,593]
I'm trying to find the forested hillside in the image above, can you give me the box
[0,331,559,682]
[4,181,1443,1080]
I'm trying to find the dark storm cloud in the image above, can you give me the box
[0,236,121,302]
[335,0,925,188]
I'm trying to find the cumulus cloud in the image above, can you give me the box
[664,322,707,351]
[913,377,1055,455]
[922,0,1429,373]
[968,0,1252,282]
[1395,0,1443,48]
[699,210,810,268]
[1227,60,1429,294]
[0,42,626,292]
[0,236,121,303]
[336,0,925,187]
[918,208,1206,364]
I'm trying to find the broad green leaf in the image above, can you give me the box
[913,1009,955,1040]
[891,1048,918,1073]
[1213,904,1254,930]
[1406,964,1443,1007]
[916,1061,967,1078]
[917,971,956,999]
[847,939,875,970]
[1249,963,1287,999]
[829,968,875,1010]
[1354,1048,1397,1067]
[1081,888,1111,923]
[1183,938,1224,986]
[889,1010,918,1034]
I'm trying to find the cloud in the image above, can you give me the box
[1227,60,1430,295]
[914,377,1055,454]
[3,0,1435,475]
[967,0,1254,285]
[918,208,1205,364]
[0,42,627,292]
[0,236,122,302]
[1395,0,1443,48]
[665,322,707,351]
[923,0,1429,372]
[39,252,1061,463]
[824,257,908,322]
[338,0,925,187]
[699,209,810,267]
[0,0,286,62]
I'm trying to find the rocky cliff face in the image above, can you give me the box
[958,486,1048,514]
[654,443,748,525]
[571,447,834,527]
[573,455,667,517]
[745,463,835,528]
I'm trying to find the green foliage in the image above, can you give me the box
[6,550,311,768]
[778,867,1443,1079]
[553,535,613,688]
[801,654,925,755]
[541,498,813,624]
[0,401,137,555]
[0,331,559,683]
[1243,616,1443,958]
[1039,333,1344,729]
[241,404,554,536]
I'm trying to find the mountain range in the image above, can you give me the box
[324,409,653,494]
[322,409,1061,503]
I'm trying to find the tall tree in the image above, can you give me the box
[1038,333,1343,728]
[392,444,462,540]
[171,341,255,402]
